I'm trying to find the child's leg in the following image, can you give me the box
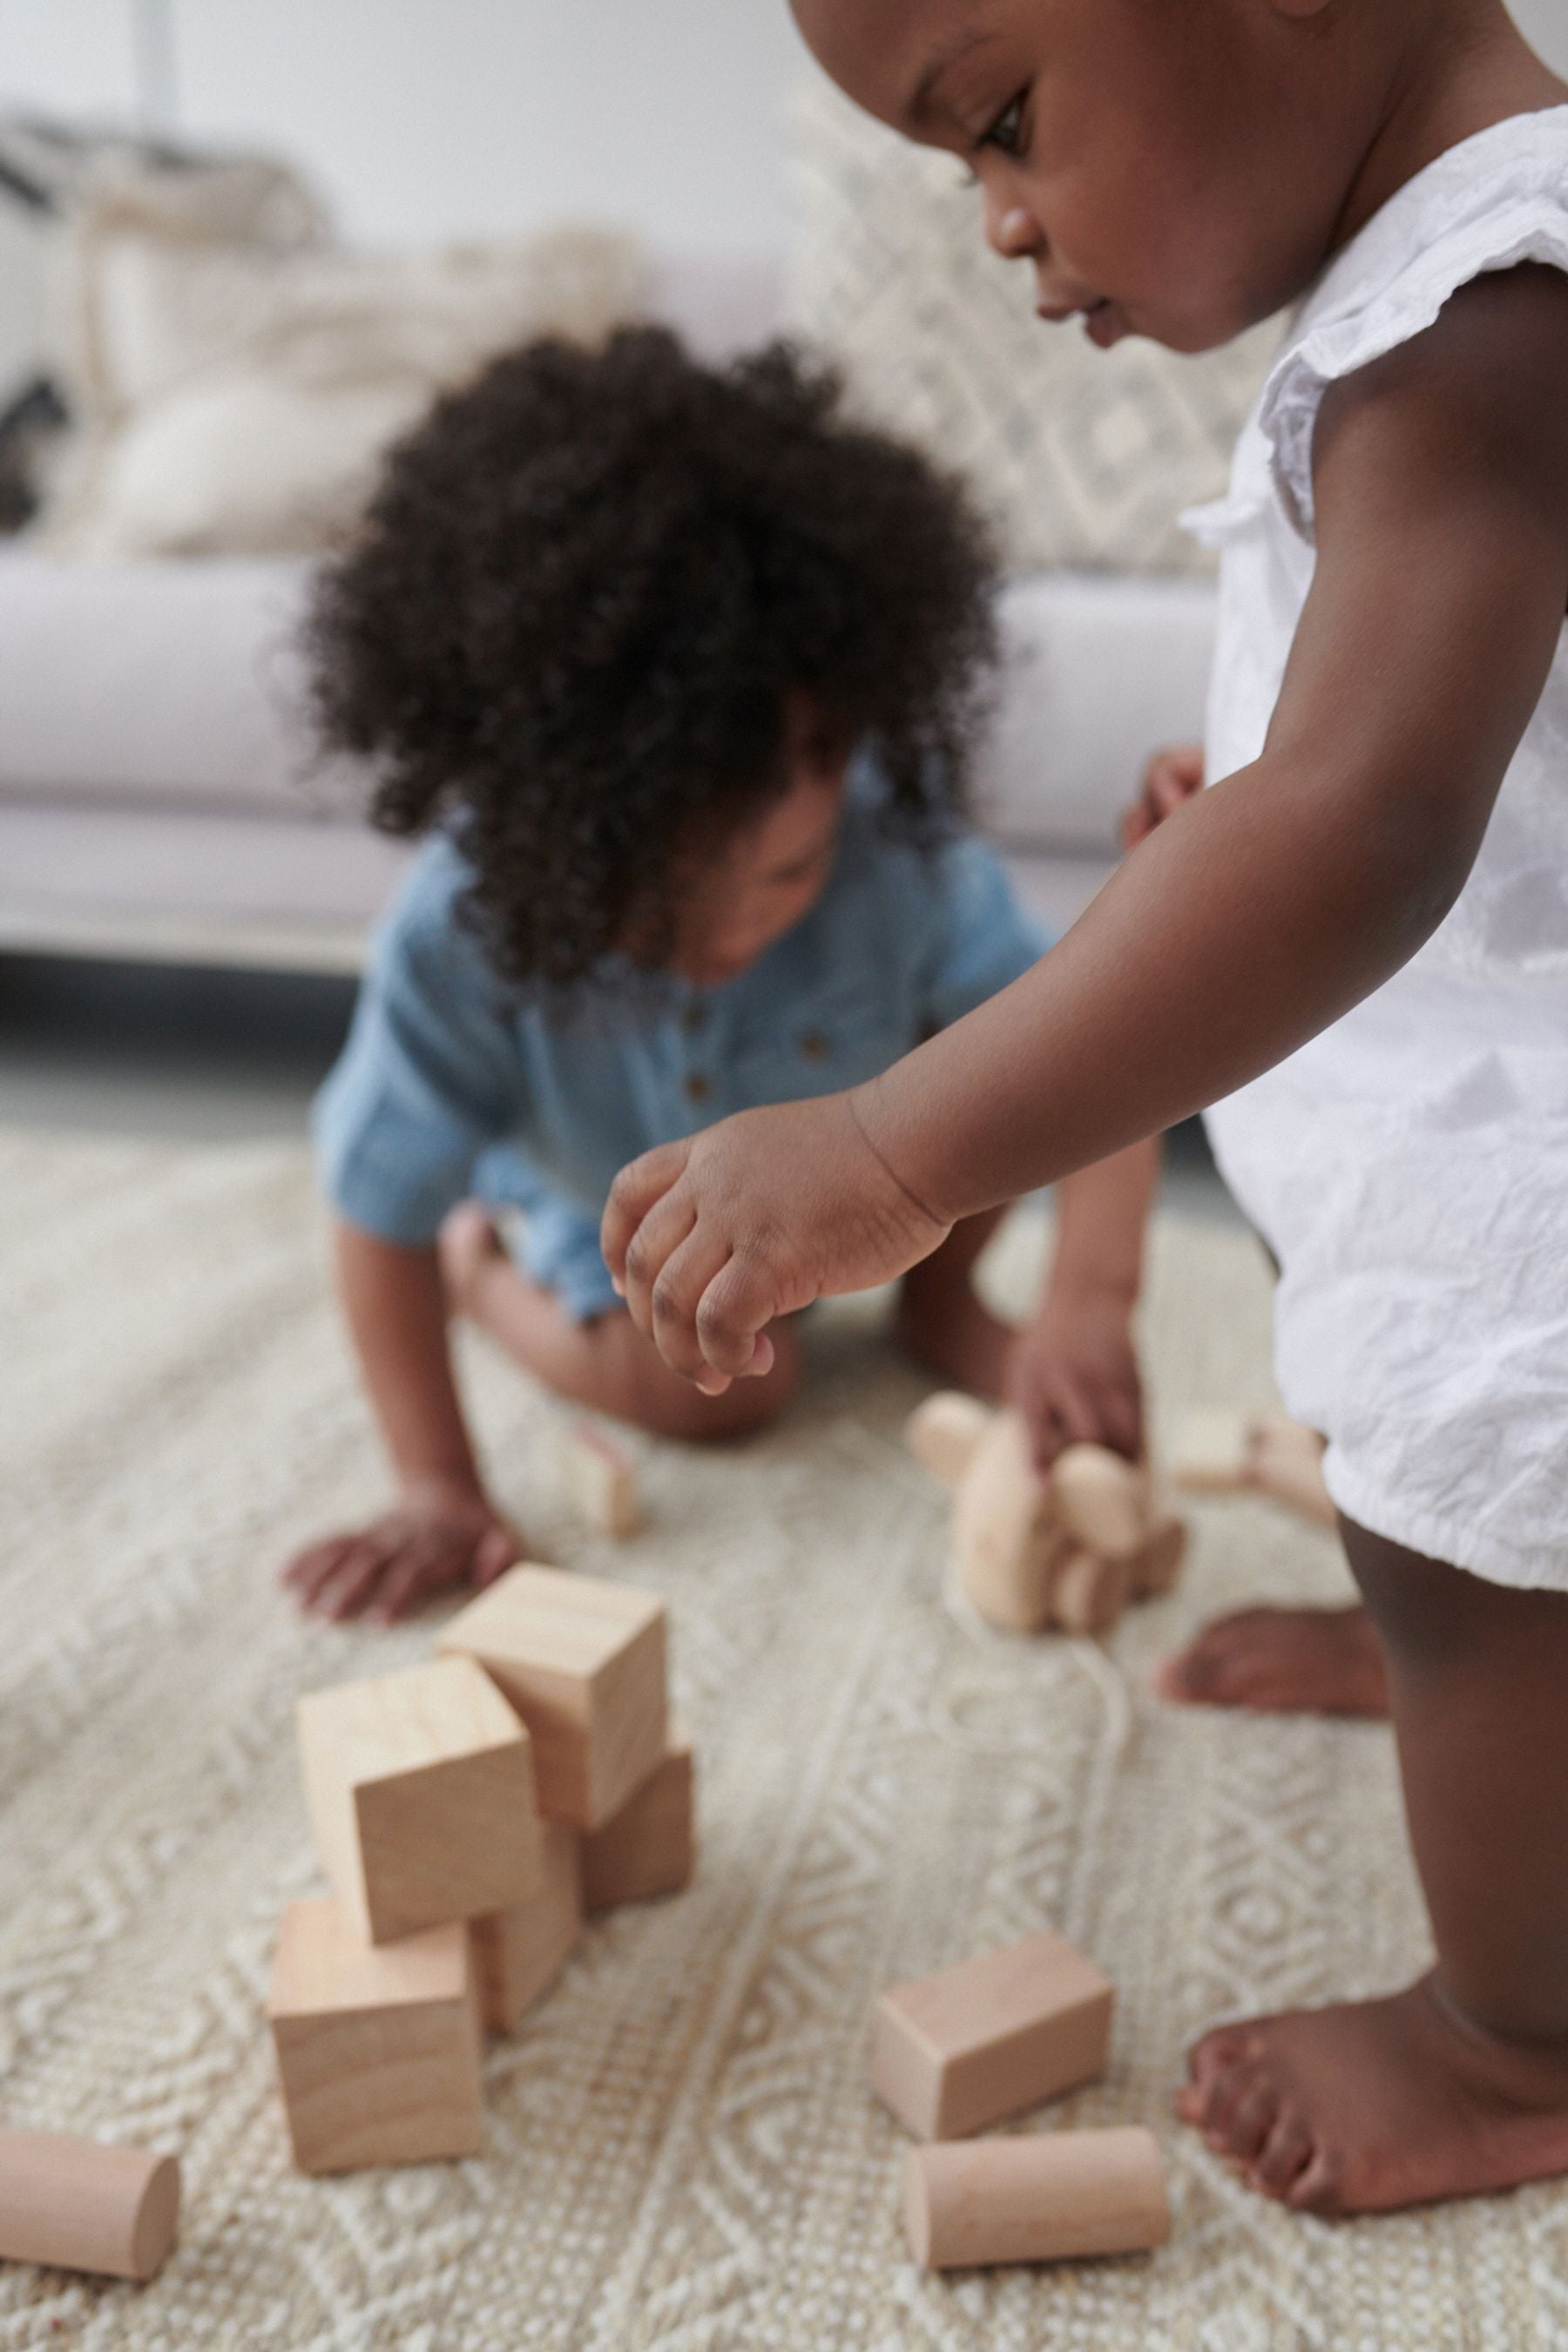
[1156,1605,1389,1717]
[439,1204,800,1442]
[894,1205,1015,1394]
[1181,1518,1568,2213]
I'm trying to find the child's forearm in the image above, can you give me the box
[1045,1137,1160,1308]
[335,1220,486,1495]
[854,749,1472,1224]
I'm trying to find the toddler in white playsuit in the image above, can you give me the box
[603,0,1568,2222]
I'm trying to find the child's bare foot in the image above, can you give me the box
[1155,1605,1389,1717]
[1179,1973,1568,2213]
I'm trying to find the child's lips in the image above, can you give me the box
[1037,296,1127,348]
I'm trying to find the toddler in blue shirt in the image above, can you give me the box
[287,328,1159,1622]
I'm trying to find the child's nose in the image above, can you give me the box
[984,190,1042,262]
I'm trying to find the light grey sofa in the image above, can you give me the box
[0,253,1215,972]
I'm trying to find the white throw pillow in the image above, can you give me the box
[42,224,650,560]
[785,73,1280,576]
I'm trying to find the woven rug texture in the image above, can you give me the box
[1,1132,1565,2352]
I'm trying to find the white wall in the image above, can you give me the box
[0,0,812,257]
[1,1,1565,257]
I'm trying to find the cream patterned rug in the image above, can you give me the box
[1,1133,1564,2351]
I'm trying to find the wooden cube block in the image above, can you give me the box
[954,1410,1064,1632]
[297,1655,542,1944]
[871,1929,1113,2140]
[1051,1549,1133,1637]
[564,1421,639,1538]
[439,1565,666,1829]
[267,1897,483,2173]
[470,1821,584,2031]
[1249,1417,1336,1529]
[904,2127,1170,2270]
[582,1724,695,1914]
[906,1391,993,1490]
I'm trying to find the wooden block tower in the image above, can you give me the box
[268,1566,696,2173]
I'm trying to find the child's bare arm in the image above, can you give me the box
[605,266,1568,1384]
[281,1220,520,1621]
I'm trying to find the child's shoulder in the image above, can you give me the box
[1258,105,1568,542]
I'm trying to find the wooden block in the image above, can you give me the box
[1171,1409,1253,1493]
[267,1897,483,2174]
[0,2130,180,2281]
[564,1420,639,1538]
[1250,1419,1337,1529]
[906,1391,994,1490]
[1051,1549,1133,1637]
[296,1656,542,1943]
[904,2127,1170,2270]
[470,1821,584,2031]
[1129,1513,1188,1599]
[582,1724,695,1914]
[953,1409,1064,1632]
[439,1565,667,1829]
[1051,1444,1149,1561]
[871,1929,1113,2140]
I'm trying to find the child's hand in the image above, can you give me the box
[1121,743,1205,849]
[603,1091,951,1390]
[1008,1287,1144,1473]
[281,1476,521,1625]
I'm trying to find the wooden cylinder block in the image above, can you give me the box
[0,2130,180,2281]
[1050,1445,1149,1561]
[906,1391,994,1490]
[904,2126,1169,2271]
[953,1410,1062,1632]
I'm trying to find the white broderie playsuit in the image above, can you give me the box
[1185,106,1568,1591]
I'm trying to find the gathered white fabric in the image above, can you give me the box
[1186,106,1568,1590]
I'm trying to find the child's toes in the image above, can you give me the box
[1250,2110,1315,2201]
[1285,2140,1346,2217]
[1224,2076,1284,2165]
[1178,2024,1254,2126]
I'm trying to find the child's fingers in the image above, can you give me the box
[641,1225,739,1382]
[622,1190,701,1346]
[601,1140,693,1295]
[372,1542,456,1625]
[693,1254,785,1382]
[318,1538,400,1621]
[281,1536,352,1593]
[471,1524,521,1587]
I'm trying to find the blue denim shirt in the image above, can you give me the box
[314,779,1048,1319]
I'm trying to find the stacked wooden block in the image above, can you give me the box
[872,1930,1169,2271]
[1172,1407,1336,1528]
[908,1394,1187,1638]
[267,1565,693,2174]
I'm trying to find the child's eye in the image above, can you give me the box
[978,90,1029,159]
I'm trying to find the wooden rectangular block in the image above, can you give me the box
[581,1724,695,1914]
[904,2127,1170,2270]
[438,1565,666,1829]
[564,1421,639,1538]
[267,1896,483,2173]
[297,1655,543,1944]
[871,1929,1114,2140]
[470,1821,584,2031]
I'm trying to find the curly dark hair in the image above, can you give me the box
[308,326,1000,987]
